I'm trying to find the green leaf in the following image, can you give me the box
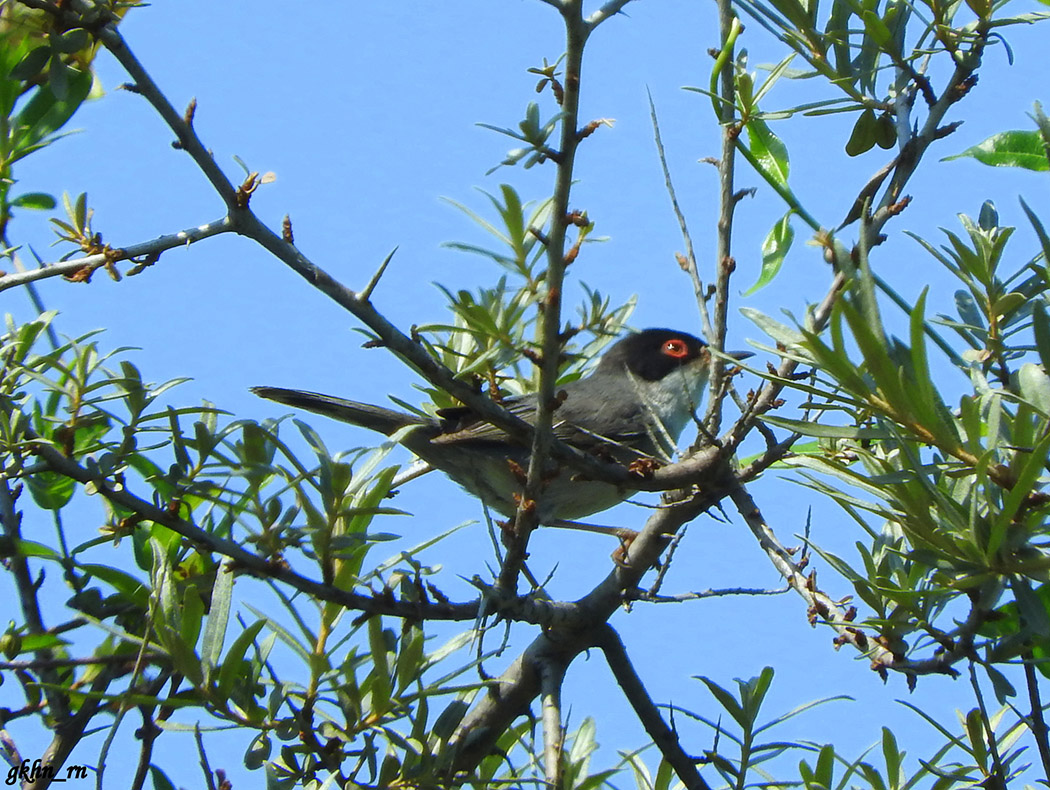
[1014,579,1050,641]
[200,565,234,673]
[989,432,1050,555]
[813,743,835,788]
[432,698,469,740]
[218,619,266,697]
[881,727,902,787]
[1021,195,1050,277]
[79,564,149,605]
[696,675,747,728]
[746,118,790,187]
[739,306,806,347]
[368,617,393,715]
[955,289,985,330]
[846,108,878,156]
[983,664,1016,703]
[12,191,56,210]
[943,130,1049,171]
[148,765,177,790]
[243,733,271,770]
[11,67,93,154]
[48,57,70,101]
[53,28,90,54]
[179,584,205,652]
[25,470,75,510]
[395,624,425,694]
[991,291,1025,320]
[875,112,896,149]
[1018,362,1050,416]
[762,415,890,438]
[861,9,894,48]
[1033,303,1050,371]
[964,708,988,768]
[15,539,60,559]
[10,46,50,81]
[745,211,795,294]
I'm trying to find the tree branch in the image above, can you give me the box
[1024,650,1050,783]
[500,0,591,594]
[22,431,482,622]
[450,474,735,773]
[596,625,712,790]
[0,217,232,294]
[703,0,741,436]
[0,479,71,726]
[36,666,117,790]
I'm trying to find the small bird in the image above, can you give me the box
[253,328,750,529]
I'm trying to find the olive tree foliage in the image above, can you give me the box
[1,0,1050,788]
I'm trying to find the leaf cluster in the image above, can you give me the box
[751,201,1050,696]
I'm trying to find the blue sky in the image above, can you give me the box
[5,1,1050,787]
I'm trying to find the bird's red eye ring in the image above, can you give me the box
[662,338,690,358]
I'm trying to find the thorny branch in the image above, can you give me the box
[703,0,742,436]
[500,0,590,596]
[0,217,231,292]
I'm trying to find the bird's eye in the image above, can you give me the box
[662,338,690,358]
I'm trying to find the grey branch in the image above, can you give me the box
[539,657,566,787]
[596,625,712,790]
[0,217,232,294]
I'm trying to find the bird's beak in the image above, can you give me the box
[728,350,753,361]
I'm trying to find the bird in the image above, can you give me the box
[252,328,751,530]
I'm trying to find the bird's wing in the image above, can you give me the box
[432,396,647,457]
[431,397,537,445]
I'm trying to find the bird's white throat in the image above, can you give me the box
[628,363,709,454]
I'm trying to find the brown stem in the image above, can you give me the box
[703,0,740,435]
[500,0,590,594]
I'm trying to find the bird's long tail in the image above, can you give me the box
[251,386,426,436]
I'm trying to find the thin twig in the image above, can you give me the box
[702,0,742,439]
[501,0,591,594]
[129,680,168,790]
[80,4,240,210]
[0,479,71,725]
[726,480,900,672]
[0,729,23,771]
[37,667,116,790]
[0,216,231,294]
[195,725,217,790]
[648,90,713,340]
[1023,650,1050,782]
[451,477,736,773]
[629,585,789,603]
[596,625,712,790]
[968,661,1007,786]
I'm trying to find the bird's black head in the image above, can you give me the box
[595,328,709,382]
